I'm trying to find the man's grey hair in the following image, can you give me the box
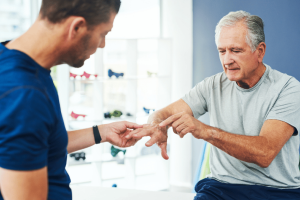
[215,10,265,52]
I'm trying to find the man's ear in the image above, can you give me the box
[68,17,87,40]
[257,42,266,63]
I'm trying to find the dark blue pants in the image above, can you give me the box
[194,178,300,200]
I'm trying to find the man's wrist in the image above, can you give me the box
[202,125,217,142]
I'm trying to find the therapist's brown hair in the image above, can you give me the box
[40,0,121,27]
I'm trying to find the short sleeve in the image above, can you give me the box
[0,87,53,170]
[182,79,210,119]
[266,77,300,136]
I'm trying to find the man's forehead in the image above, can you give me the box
[218,24,248,47]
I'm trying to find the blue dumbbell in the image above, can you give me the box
[108,69,124,78]
[143,107,155,114]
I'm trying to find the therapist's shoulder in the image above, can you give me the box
[0,53,47,93]
[0,86,55,131]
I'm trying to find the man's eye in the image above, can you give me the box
[219,51,225,54]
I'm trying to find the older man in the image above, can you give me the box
[0,1,142,200]
[128,11,300,199]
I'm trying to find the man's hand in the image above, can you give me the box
[125,123,169,160]
[159,112,207,139]
[99,121,143,148]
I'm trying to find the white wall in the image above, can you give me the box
[161,0,194,192]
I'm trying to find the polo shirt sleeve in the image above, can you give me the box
[0,87,53,170]
[182,78,210,119]
[266,77,300,136]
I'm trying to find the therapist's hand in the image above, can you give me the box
[125,123,169,160]
[99,121,143,148]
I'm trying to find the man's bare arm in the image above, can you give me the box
[160,112,294,168]
[147,99,193,125]
[0,167,47,200]
[205,119,294,168]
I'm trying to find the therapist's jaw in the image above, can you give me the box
[59,12,116,68]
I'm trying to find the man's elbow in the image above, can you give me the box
[256,152,276,168]
[257,160,272,168]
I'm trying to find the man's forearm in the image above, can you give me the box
[147,109,171,125]
[205,126,271,167]
[203,120,293,168]
[147,99,192,125]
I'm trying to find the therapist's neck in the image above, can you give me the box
[5,16,68,70]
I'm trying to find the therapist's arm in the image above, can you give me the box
[67,121,143,153]
[0,167,47,200]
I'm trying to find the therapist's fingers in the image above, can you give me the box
[124,138,139,147]
[124,121,143,129]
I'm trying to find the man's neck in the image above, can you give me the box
[236,63,266,89]
[5,19,65,70]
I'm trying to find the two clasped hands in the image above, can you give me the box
[107,111,208,160]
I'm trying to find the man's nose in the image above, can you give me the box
[99,39,105,48]
[223,51,234,66]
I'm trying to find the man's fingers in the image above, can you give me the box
[176,124,186,134]
[125,128,143,139]
[124,121,143,129]
[121,129,133,138]
[158,142,169,160]
[159,112,184,127]
[179,128,190,138]
[132,129,152,139]
[145,136,159,147]
[172,127,177,134]
[172,119,185,130]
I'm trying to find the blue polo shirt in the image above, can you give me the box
[0,42,71,200]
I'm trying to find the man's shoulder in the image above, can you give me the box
[0,50,37,74]
[267,65,300,90]
[199,71,230,89]
[0,51,44,91]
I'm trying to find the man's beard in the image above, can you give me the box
[67,34,91,68]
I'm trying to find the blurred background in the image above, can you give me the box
[1,0,299,193]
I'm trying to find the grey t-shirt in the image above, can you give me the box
[182,64,300,188]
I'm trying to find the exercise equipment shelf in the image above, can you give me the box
[69,75,170,82]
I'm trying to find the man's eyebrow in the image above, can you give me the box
[231,47,243,50]
[217,47,243,51]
